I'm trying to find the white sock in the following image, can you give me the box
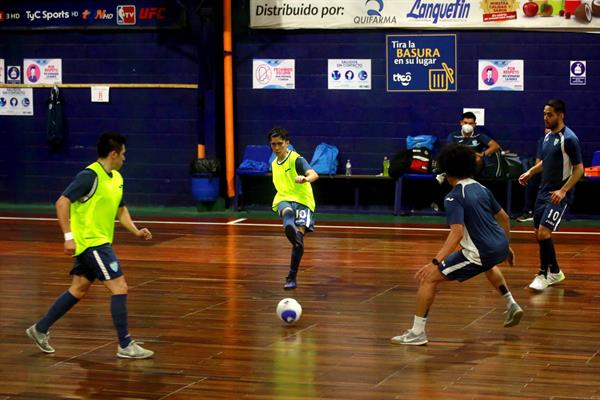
[503,292,516,309]
[411,315,427,334]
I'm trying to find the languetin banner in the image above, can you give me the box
[250,0,600,30]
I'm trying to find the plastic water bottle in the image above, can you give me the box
[345,159,352,176]
[382,156,390,177]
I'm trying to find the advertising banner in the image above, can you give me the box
[478,60,524,91]
[250,0,600,30]
[387,34,457,92]
[253,59,295,89]
[0,1,185,29]
[23,59,62,84]
[0,88,34,116]
[328,59,371,90]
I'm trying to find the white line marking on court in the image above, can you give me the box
[227,218,247,224]
[1,216,599,235]
[158,377,208,400]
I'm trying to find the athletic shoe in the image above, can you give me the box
[284,225,302,248]
[26,324,55,353]
[528,274,548,291]
[516,211,534,222]
[546,270,565,286]
[117,341,154,359]
[284,277,297,290]
[390,329,428,346]
[503,303,524,327]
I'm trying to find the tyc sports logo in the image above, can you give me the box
[117,5,136,25]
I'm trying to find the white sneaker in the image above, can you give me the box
[546,271,565,286]
[528,274,548,291]
[117,340,154,359]
[503,303,524,327]
[26,324,55,353]
[390,329,428,346]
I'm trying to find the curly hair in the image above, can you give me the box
[437,143,478,179]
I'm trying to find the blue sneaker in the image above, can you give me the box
[284,277,297,290]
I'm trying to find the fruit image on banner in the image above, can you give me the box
[481,0,520,21]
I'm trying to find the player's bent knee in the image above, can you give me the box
[280,207,294,217]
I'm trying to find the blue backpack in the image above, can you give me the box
[407,135,437,150]
[310,143,339,175]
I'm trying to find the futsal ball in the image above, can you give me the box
[277,298,302,324]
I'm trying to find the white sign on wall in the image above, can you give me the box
[0,88,34,116]
[0,59,4,84]
[253,59,295,89]
[23,59,62,84]
[6,66,22,84]
[570,61,586,86]
[328,59,371,90]
[91,86,110,102]
[478,60,524,91]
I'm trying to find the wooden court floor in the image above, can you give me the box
[1,215,600,400]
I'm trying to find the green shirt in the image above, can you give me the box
[272,151,315,212]
[70,162,123,256]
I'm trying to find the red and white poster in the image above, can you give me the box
[23,59,62,84]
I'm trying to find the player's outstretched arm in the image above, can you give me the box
[117,206,152,240]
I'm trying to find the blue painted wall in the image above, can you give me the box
[232,8,599,175]
[0,29,209,205]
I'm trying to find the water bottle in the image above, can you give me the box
[382,156,390,177]
[345,159,352,176]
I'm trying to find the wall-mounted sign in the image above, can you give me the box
[0,59,4,83]
[387,34,457,92]
[91,85,110,102]
[0,88,34,116]
[478,60,524,91]
[570,61,586,86]
[253,59,295,90]
[6,65,21,84]
[328,59,371,90]
[23,59,62,84]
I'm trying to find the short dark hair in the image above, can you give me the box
[545,99,566,115]
[97,131,127,158]
[267,127,289,142]
[437,143,478,179]
[461,111,476,121]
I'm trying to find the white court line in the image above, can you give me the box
[227,218,247,224]
[1,215,600,235]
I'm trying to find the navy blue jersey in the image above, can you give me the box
[536,127,582,198]
[444,179,508,267]
[446,131,493,154]
[63,167,125,207]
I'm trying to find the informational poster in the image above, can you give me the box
[570,60,586,86]
[0,59,4,83]
[328,59,371,90]
[91,85,110,102]
[478,60,524,91]
[252,59,295,90]
[250,0,600,31]
[0,88,34,116]
[23,59,62,84]
[6,66,22,84]
[387,34,456,92]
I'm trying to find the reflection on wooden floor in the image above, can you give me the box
[1,216,600,399]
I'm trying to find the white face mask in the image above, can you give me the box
[461,124,474,134]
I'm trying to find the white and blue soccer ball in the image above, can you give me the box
[277,298,302,324]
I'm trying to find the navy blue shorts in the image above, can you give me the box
[533,193,568,231]
[70,244,123,282]
[277,201,315,232]
[438,251,494,282]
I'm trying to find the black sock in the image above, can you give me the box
[36,291,79,333]
[498,284,508,295]
[539,238,560,274]
[538,240,550,277]
[288,234,304,279]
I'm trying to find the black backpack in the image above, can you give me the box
[46,87,67,150]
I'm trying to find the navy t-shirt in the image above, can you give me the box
[446,131,493,154]
[444,178,508,267]
[62,166,125,207]
[536,126,582,200]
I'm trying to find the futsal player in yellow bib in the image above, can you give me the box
[269,128,319,290]
[26,132,154,359]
